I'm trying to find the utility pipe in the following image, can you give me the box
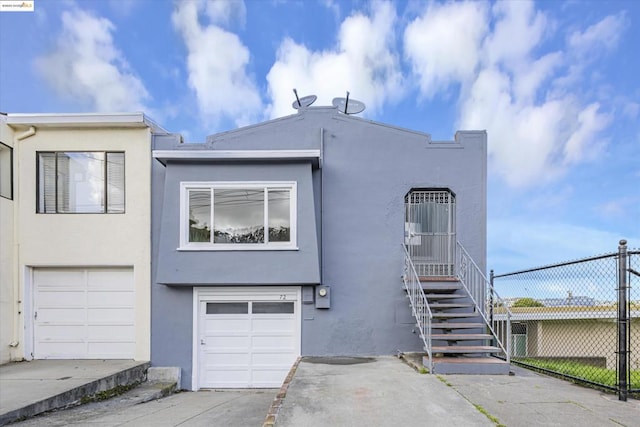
[11,126,36,358]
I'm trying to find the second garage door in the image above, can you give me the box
[33,267,135,359]
[196,287,300,389]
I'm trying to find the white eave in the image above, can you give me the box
[5,112,168,133]
[152,149,321,167]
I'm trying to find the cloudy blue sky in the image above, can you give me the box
[1,0,638,276]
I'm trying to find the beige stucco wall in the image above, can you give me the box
[0,118,15,364]
[528,319,640,370]
[13,126,151,361]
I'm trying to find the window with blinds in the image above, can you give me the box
[36,152,125,213]
[0,142,12,200]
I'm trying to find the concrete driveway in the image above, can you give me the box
[275,356,493,427]
[11,389,276,427]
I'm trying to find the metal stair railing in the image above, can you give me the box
[402,243,433,372]
[456,241,512,362]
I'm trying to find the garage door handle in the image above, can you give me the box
[200,339,205,345]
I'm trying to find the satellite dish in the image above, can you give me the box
[332,91,365,114]
[292,89,317,109]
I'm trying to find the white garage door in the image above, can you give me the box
[196,287,300,389]
[33,267,135,359]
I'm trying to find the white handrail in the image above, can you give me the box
[456,241,512,362]
[402,244,433,372]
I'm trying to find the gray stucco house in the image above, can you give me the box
[151,105,509,390]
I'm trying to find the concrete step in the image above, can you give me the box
[424,293,467,300]
[432,312,477,319]
[432,345,502,354]
[431,334,493,341]
[421,283,462,292]
[432,322,485,329]
[428,356,511,375]
[429,303,474,309]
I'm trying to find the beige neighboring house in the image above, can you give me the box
[1,114,16,364]
[1,113,165,363]
[503,306,640,371]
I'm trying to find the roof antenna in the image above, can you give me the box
[292,89,317,110]
[332,91,365,114]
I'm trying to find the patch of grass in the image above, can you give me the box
[435,375,452,386]
[473,403,506,427]
[515,358,640,390]
[419,366,429,374]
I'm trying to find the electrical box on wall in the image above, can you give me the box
[315,285,330,309]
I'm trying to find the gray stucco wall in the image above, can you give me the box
[150,108,487,389]
[155,161,320,285]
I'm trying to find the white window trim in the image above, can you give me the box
[179,181,297,251]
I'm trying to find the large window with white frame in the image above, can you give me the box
[180,182,297,250]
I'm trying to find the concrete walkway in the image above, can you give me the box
[275,356,640,427]
[445,366,640,427]
[0,360,148,425]
[10,389,276,427]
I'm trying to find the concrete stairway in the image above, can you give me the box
[421,278,510,375]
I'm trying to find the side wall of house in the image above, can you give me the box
[15,127,152,360]
[0,119,15,364]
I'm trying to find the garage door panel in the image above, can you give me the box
[38,342,87,358]
[34,269,85,287]
[87,308,135,323]
[87,269,133,289]
[34,267,135,360]
[87,291,134,306]
[88,342,135,358]
[205,352,251,365]
[38,307,86,323]
[206,318,250,332]
[37,324,85,340]
[207,335,250,348]
[203,369,250,387]
[251,317,295,332]
[87,325,135,340]
[251,352,296,365]
[37,291,86,307]
[252,335,295,348]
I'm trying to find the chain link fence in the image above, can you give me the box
[492,242,638,399]
[629,250,640,395]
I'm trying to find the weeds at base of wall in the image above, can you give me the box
[80,382,141,405]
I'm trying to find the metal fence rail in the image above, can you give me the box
[492,240,638,401]
[456,242,511,362]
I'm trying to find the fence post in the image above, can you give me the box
[617,239,628,402]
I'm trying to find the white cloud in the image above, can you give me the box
[266,1,403,119]
[568,12,627,55]
[404,0,619,188]
[172,0,261,128]
[403,1,488,99]
[563,103,610,164]
[34,8,149,111]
